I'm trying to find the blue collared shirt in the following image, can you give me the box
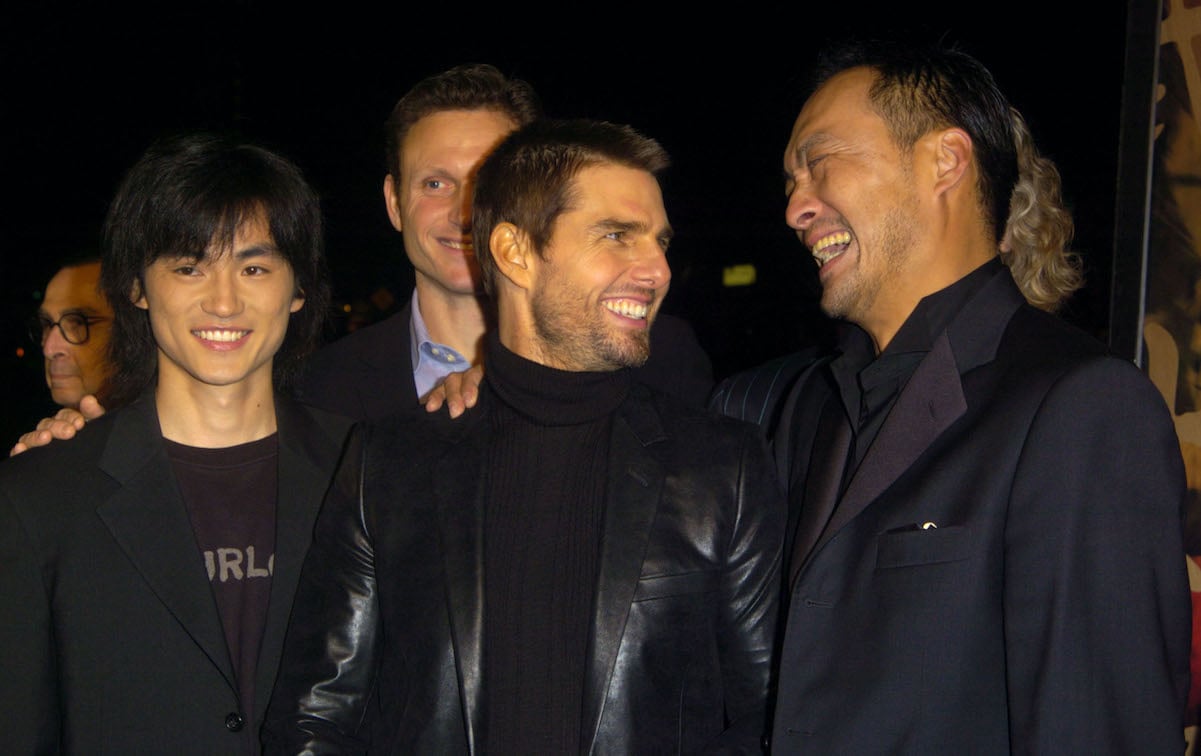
[409,289,471,399]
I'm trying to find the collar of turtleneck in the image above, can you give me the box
[486,332,631,427]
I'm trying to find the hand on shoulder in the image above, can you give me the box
[9,395,107,456]
[421,365,484,419]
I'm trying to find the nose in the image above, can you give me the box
[201,271,243,317]
[448,187,470,232]
[785,179,820,233]
[633,244,672,291]
[42,323,69,358]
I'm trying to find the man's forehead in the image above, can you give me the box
[571,163,668,226]
[401,109,516,166]
[43,263,107,313]
[786,67,881,161]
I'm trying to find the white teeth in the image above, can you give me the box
[444,239,472,251]
[811,231,851,265]
[195,330,248,342]
[603,300,649,319]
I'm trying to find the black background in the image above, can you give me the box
[1,4,1131,441]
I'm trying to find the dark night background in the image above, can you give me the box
[1,4,1132,443]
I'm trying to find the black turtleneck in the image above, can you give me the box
[482,334,629,755]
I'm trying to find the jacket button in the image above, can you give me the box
[225,712,245,732]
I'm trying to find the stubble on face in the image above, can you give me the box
[820,193,918,326]
[529,275,654,372]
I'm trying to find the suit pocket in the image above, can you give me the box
[875,525,971,570]
[632,571,718,601]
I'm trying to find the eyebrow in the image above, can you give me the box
[592,218,675,246]
[37,306,107,320]
[231,243,283,261]
[786,132,836,175]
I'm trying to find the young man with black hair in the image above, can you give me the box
[0,132,351,753]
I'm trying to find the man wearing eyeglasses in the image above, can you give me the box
[34,258,114,409]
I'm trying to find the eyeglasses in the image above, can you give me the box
[30,312,108,346]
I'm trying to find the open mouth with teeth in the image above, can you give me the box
[194,329,250,343]
[811,230,852,267]
[441,238,473,254]
[603,299,650,321]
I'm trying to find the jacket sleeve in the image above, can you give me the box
[0,486,60,754]
[712,425,786,752]
[262,426,380,755]
[1003,355,1191,754]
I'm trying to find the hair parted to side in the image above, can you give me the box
[1000,108,1082,311]
[384,63,542,178]
[471,118,671,296]
[813,37,1080,309]
[101,131,330,408]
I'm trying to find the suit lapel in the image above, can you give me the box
[433,407,489,751]
[790,398,853,583]
[582,395,666,751]
[803,266,1026,560]
[813,332,966,554]
[256,399,351,718]
[95,395,236,689]
[359,303,421,416]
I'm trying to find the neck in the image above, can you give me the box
[413,278,490,365]
[497,298,550,368]
[863,237,997,353]
[154,368,278,448]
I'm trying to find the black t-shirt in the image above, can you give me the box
[166,433,278,736]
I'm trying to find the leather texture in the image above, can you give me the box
[263,383,784,754]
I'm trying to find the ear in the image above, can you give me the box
[290,287,306,314]
[931,127,973,198]
[490,222,535,290]
[383,173,403,232]
[131,278,148,310]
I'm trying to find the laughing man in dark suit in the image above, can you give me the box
[760,40,1191,753]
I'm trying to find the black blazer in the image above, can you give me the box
[263,384,784,754]
[766,266,1191,753]
[0,393,351,754]
[295,298,716,420]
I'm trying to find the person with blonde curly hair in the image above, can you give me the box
[1000,107,1083,312]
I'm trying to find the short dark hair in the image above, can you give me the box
[383,63,541,178]
[101,132,330,407]
[472,118,671,295]
[813,40,1018,243]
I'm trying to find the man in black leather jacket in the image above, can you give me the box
[263,119,784,754]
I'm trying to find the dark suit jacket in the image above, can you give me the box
[0,393,351,754]
[709,345,830,487]
[263,383,784,754]
[758,266,1191,753]
[295,298,716,420]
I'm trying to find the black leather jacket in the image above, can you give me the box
[263,384,783,754]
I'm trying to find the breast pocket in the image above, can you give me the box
[875,524,972,570]
[632,571,719,601]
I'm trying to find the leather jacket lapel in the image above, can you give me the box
[434,419,489,751]
[582,399,665,752]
